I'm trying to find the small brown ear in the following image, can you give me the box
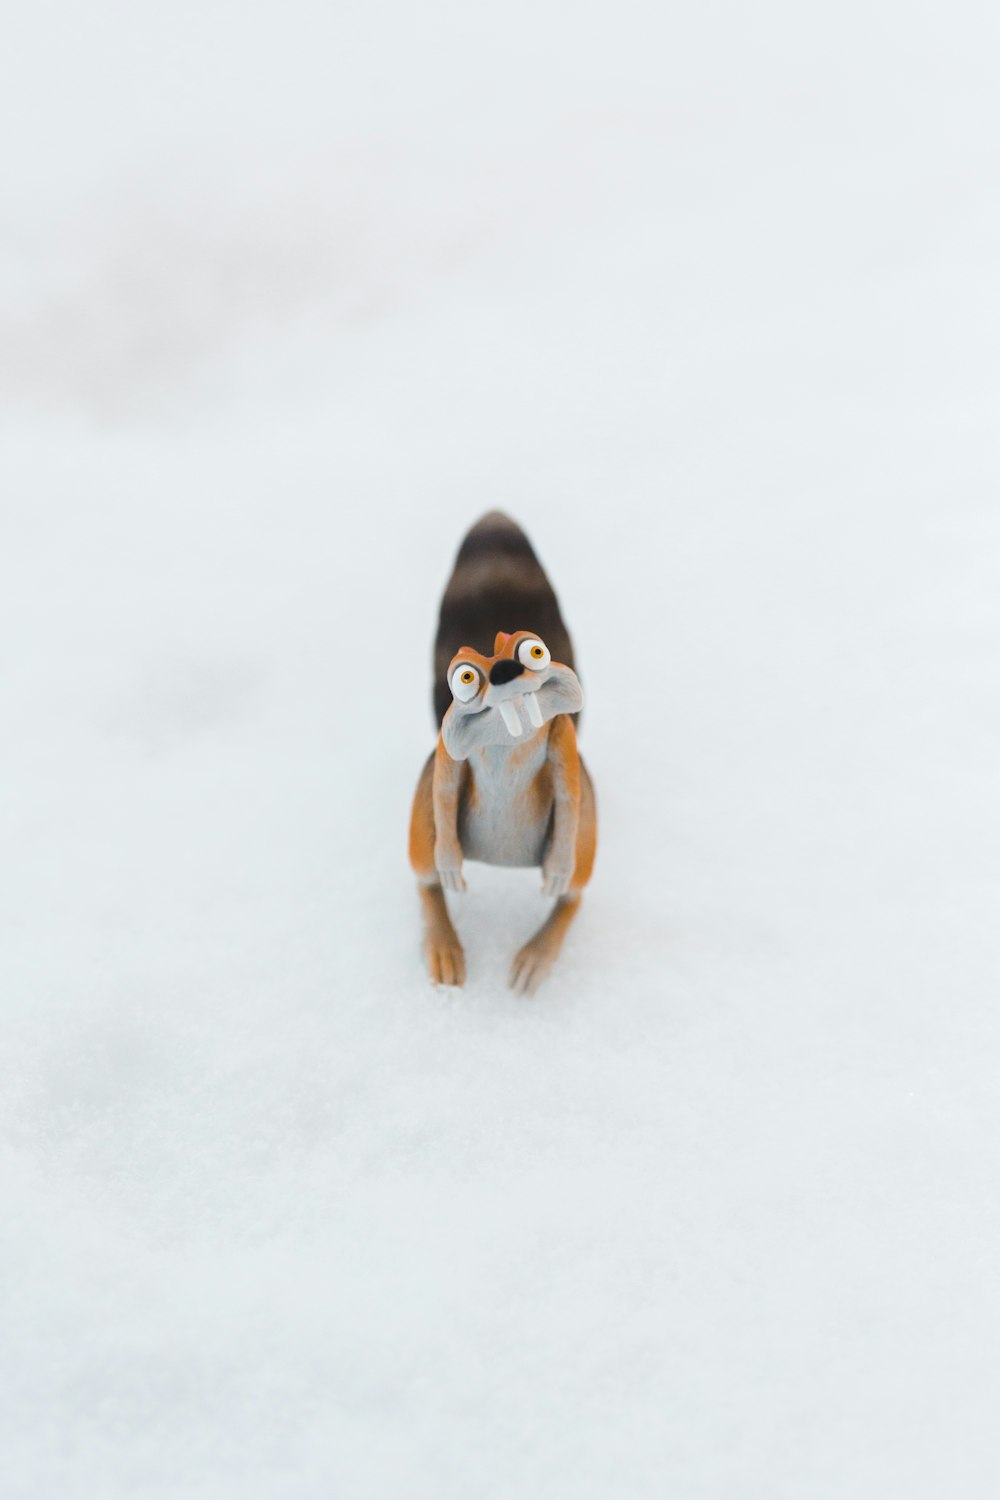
[494,631,510,654]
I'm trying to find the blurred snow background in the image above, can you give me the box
[2,1,999,1495]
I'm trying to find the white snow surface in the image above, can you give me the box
[2,3,999,1495]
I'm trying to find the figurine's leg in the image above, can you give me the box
[510,759,596,996]
[418,882,466,987]
[509,893,582,996]
[409,752,466,986]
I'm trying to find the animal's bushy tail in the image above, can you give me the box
[433,512,576,725]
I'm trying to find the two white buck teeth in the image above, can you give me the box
[498,692,544,737]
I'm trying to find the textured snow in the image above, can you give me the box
[2,2,999,1495]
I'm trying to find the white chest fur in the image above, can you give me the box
[458,734,552,868]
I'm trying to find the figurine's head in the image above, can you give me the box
[441,629,583,759]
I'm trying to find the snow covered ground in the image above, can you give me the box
[2,2,999,1495]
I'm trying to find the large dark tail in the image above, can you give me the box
[433,512,577,725]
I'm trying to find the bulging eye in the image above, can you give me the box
[518,638,550,671]
[450,664,481,702]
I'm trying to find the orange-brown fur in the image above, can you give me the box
[407,753,436,879]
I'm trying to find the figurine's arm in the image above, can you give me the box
[542,714,581,898]
[432,736,467,892]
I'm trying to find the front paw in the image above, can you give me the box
[541,865,572,898]
[435,851,466,893]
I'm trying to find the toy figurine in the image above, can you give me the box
[409,512,597,993]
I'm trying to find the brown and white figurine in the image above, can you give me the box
[409,512,597,994]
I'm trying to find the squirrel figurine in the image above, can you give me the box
[409,512,597,993]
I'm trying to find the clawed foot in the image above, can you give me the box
[427,938,466,987]
[508,938,555,996]
[508,892,581,996]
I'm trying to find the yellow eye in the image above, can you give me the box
[518,638,550,671]
[450,664,481,702]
